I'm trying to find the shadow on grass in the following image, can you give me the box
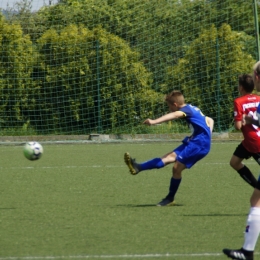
[116,203,184,207]
[182,213,248,217]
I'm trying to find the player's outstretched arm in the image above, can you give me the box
[143,111,185,126]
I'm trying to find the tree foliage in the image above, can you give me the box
[165,24,255,131]
[0,0,258,133]
[0,17,37,129]
[34,25,162,133]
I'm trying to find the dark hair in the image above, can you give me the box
[238,74,254,93]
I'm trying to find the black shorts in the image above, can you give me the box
[233,143,260,165]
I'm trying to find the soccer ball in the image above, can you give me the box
[23,142,43,161]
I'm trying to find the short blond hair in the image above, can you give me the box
[165,90,185,105]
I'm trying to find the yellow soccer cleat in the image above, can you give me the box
[124,152,140,175]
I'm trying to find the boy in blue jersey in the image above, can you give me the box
[124,90,214,206]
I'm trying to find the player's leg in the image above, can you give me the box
[230,143,257,188]
[243,181,260,254]
[243,200,260,253]
[157,160,185,206]
[223,181,260,260]
[223,205,259,260]
[124,150,177,175]
[157,142,202,206]
[250,183,260,207]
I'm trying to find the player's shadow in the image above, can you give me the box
[182,213,248,217]
[115,206,247,215]
[116,203,184,208]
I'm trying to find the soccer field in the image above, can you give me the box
[0,142,259,260]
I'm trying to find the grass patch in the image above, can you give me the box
[0,142,258,259]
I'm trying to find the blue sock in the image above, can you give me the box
[140,158,164,171]
[167,177,182,200]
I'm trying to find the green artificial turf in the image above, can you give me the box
[0,142,259,259]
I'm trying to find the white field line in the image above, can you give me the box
[1,161,258,170]
[0,252,224,259]
[1,252,260,259]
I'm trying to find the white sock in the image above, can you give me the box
[243,207,260,251]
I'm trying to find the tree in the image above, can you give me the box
[35,25,162,133]
[0,18,37,129]
[4,0,50,43]
[164,24,255,131]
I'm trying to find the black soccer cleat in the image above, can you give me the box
[156,197,176,206]
[223,248,253,260]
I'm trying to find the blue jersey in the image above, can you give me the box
[257,103,260,122]
[179,104,211,139]
[173,104,212,168]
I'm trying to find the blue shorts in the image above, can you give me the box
[174,137,210,169]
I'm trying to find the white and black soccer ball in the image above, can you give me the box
[23,142,43,161]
